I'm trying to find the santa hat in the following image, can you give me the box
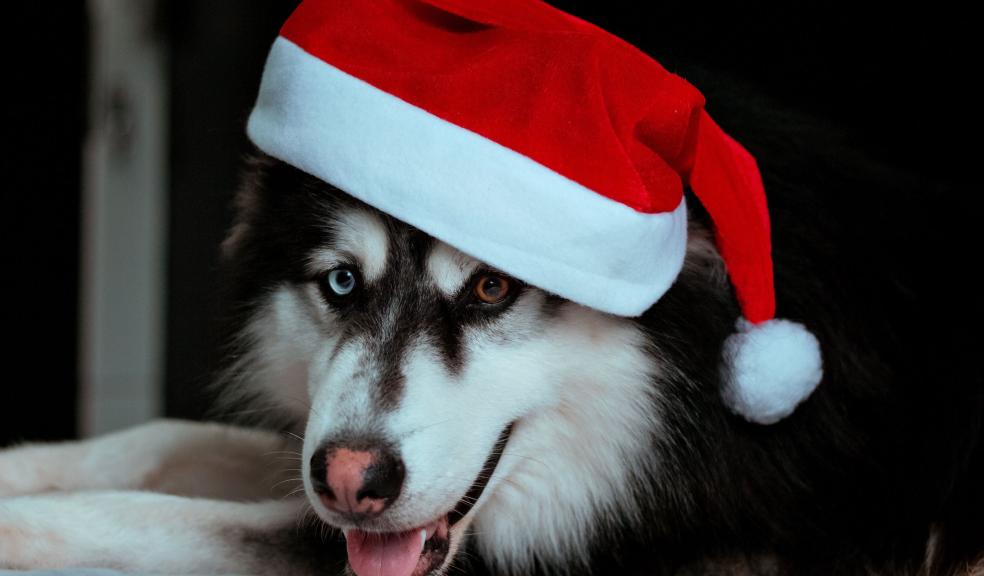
[247,0,823,424]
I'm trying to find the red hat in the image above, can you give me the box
[247,0,823,424]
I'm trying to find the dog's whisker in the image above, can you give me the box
[263,450,304,457]
[281,487,308,501]
[269,456,303,464]
[284,431,306,443]
[295,502,319,534]
[498,452,550,469]
[281,394,323,419]
[398,417,462,438]
[219,407,278,418]
[270,476,304,491]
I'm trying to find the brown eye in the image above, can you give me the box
[474,274,511,304]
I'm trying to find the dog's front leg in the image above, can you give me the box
[0,419,300,501]
[0,491,345,574]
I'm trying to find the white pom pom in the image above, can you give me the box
[722,318,823,424]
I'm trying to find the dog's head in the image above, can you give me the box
[219,154,733,576]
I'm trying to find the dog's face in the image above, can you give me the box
[221,156,727,576]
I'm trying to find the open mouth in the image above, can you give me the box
[342,424,513,576]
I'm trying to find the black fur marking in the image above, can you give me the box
[236,522,349,576]
[537,292,567,321]
[448,423,514,526]
[426,296,467,376]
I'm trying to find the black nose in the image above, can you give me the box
[309,439,405,518]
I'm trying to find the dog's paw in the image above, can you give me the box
[0,443,68,498]
[0,420,297,499]
[0,491,311,572]
[0,497,71,569]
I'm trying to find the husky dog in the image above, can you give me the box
[1,39,982,576]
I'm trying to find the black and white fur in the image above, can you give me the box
[2,58,982,576]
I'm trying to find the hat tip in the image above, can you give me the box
[722,318,823,424]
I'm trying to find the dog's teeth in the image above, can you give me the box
[420,529,427,546]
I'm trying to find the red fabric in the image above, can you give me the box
[279,0,775,323]
[281,0,701,214]
[687,111,774,323]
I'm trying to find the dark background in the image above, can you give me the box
[2,2,973,444]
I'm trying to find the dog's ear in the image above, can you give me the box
[221,150,276,263]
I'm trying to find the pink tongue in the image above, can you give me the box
[345,528,425,576]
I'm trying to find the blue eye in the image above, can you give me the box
[326,268,357,297]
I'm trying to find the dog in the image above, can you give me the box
[2,10,982,576]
